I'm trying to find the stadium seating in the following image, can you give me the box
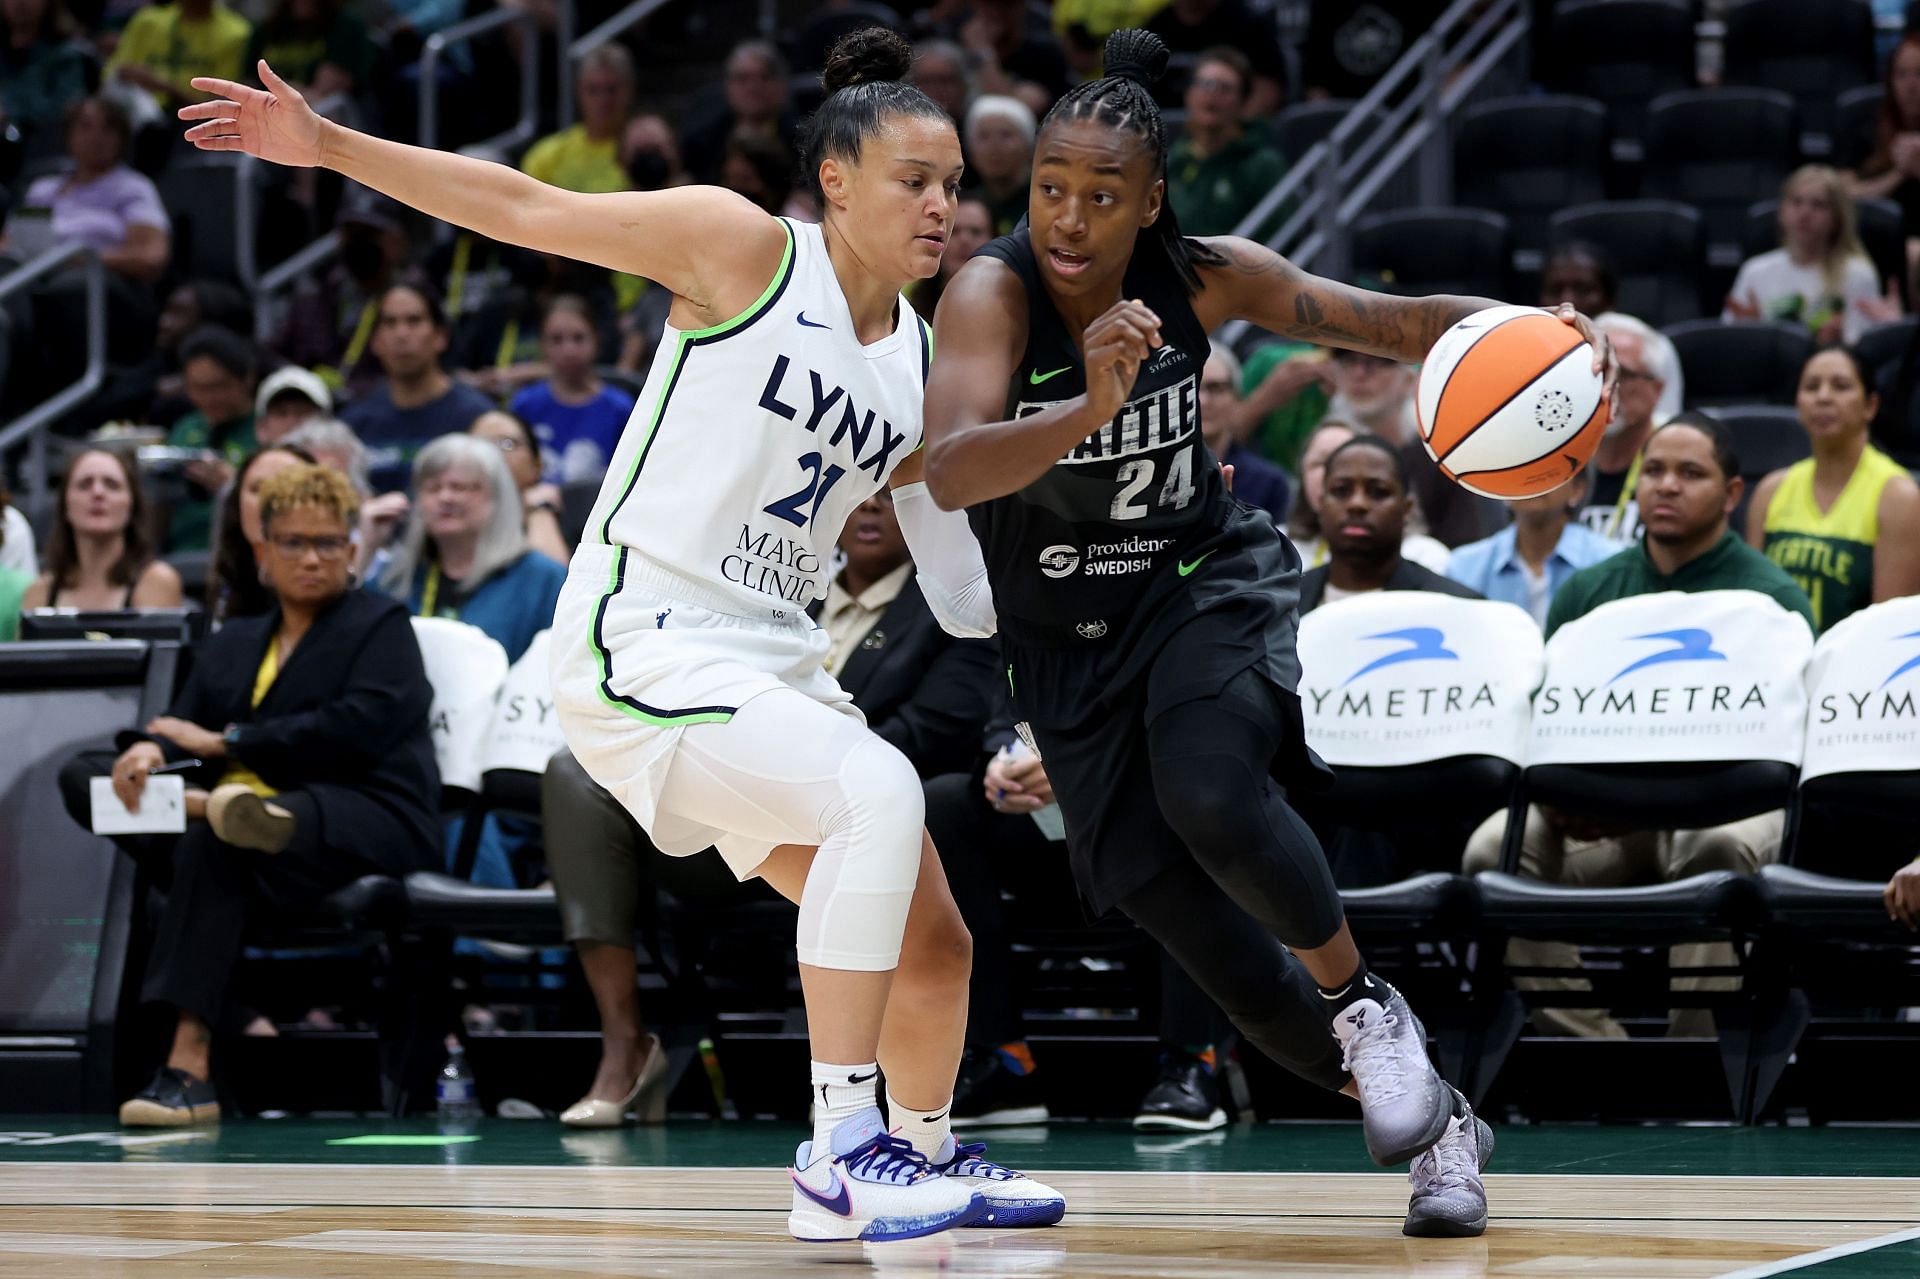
[1544,0,1695,148]
[1855,317,1919,388]
[1271,99,1377,163]
[1662,319,1814,409]
[1832,85,1886,172]
[154,155,262,287]
[1452,96,1609,256]
[1643,89,1801,250]
[1721,0,1877,145]
[1350,207,1512,300]
[1742,196,1907,302]
[1548,200,1708,327]
[410,616,510,799]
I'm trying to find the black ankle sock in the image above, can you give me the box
[1316,960,1391,1018]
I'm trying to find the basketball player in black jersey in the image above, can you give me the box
[915,30,1615,1238]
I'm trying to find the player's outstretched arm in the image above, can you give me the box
[922,257,1157,510]
[180,63,784,312]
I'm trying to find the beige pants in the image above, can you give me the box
[1463,805,1785,1038]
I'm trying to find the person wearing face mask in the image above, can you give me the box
[960,94,1035,235]
[1747,346,1920,632]
[620,113,689,193]
[506,295,636,487]
[22,447,182,612]
[1297,435,1480,612]
[1444,466,1615,628]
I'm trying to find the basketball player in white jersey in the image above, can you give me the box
[179,29,1064,1242]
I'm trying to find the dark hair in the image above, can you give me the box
[1194,46,1253,100]
[1542,239,1619,307]
[1798,343,1875,392]
[540,292,600,336]
[1040,29,1228,296]
[66,93,130,157]
[178,279,254,337]
[475,407,537,454]
[1870,35,1920,174]
[45,447,154,592]
[381,281,448,331]
[725,128,799,213]
[179,325,258,382]
[1323,433,1411,491]
[801,28,952,200]
[209,444,316,623]
[1651,410,1740,480]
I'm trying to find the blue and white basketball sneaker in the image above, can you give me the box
[788,1108,984,1242]
[930,1138,1067,1227]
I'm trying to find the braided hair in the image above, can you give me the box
[1040,28,1228,296]
[801,28,953,200]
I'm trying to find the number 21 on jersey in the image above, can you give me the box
[1110,443,1197,521]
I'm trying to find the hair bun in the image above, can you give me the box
[1103,28,1169,87]
[822,26,913,94]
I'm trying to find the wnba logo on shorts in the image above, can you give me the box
[1076,619,1108,639]
[1038,544,1081,578]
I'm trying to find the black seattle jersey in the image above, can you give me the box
[969,227,1245,636]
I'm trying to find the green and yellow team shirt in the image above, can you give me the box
[1762,443,1907,632]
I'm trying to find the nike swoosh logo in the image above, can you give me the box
[922,1110,949,1125]
[797,312,830,330]
[790,1166,852,1215]
[1177,551,1216,577]
[1029,366,1071,385]
[847,1070,878,1084]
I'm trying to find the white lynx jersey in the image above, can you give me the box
[581,217,931,616]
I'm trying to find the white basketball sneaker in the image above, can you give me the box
[1330,985,1453,1166]
[1403,1089,1494,1238]
[930,1138,1067,1227]
[788,1108,984,1242]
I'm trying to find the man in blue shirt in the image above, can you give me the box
[341,284,495,492]
[1444,467,1615,627]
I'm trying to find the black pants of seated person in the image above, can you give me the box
[59,749,412,1026]
[924,770,1232,1054]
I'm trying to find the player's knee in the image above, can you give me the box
[901,899,972,988]
[1151,749,1266,860]
[833,735,926,883]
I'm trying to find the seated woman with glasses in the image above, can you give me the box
[61,462,440,1126]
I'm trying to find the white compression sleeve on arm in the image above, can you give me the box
[891,480,998,639]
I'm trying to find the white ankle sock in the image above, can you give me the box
[810,1060,879,1157]
[887,1088,954,1162]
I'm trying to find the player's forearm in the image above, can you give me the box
[923,398,1109,511]
[1285,287,1500,363]
[319,120,557,252]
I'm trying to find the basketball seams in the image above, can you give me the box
[1420,307,1542,452]
[1431,322,1589,466]
[1447,394,1611,498]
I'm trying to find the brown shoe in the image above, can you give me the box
[119,1067,220,1127]
[206,784,294,853]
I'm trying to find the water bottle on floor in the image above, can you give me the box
[437,1035,480,1123]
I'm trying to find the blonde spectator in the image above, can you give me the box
[1725,165,1896,346]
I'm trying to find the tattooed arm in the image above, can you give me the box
[1192,237,1614,387]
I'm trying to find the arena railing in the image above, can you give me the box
[1218,0,1530,352]
[419,7,541,155]
[559,0,676,130]
[0,246,105,526]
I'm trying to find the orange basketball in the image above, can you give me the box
[1414,304,1610,500]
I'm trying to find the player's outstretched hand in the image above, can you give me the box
[1553,301,1617,418]
[1082,299,1161,422]
[179,61,325,168]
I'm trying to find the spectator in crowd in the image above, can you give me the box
[1541,240,1684,424]
[1575,315,1669,544]
[0,479,35,579]
[105,0,249,109]
[620,112,688,193]
[546,487,998,1126]
[14,95,169,283]
[165,326,259,551]
[680,40,796,185]
[131,279,252,423]
[946,0,1069,105]
[1297,435,1481,612]
[283,415,370,494]
[377,433,564,664]
[0,0,90,152]
[1747,347,1920,632]
[1320,346,1502,548]
[1889,855,1920,931]
[254,365,332,445]
[470,409,569,564]
[521,43,634,196]
[1302,0,1438,102]
[1725,166,1893,346]
[0,481,33,638]
[720,127,814,221]
[1236,343,1336,473]
[341,283,494,493]
[912,38,971,125]
[1167,47,1285,237]
[506,295,634,486]
[1872,311,1920,466]
[1286,419,1448,573]
[1198,341,1291,524]
[1445,466,1615,628]
[22,447,181,610]
[963,94,1035,236]
[1149,0,1286,116]
[1463,416,1813,1037]
[75,463,438,1125]
[206,443,314,624]
[909,194,991,321]
[1844,33,1920,251]
[273,189,421,400]
[244,0,374,118]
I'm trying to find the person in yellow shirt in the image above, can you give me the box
[1747,346,1920,632]
[107,0,250,108]
[520,43,633,196]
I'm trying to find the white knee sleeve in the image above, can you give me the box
[795,734,926,972]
